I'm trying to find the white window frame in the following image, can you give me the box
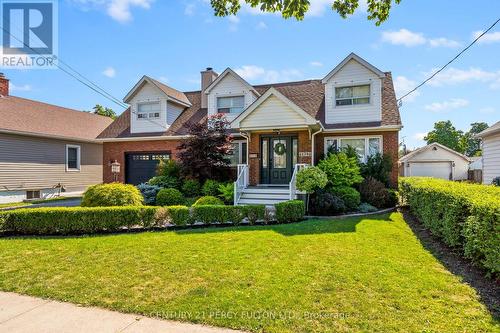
[217,95,245,114]
[323,135,383,163]
[136,101,161,120]
[229,140,248,166]
[66,144,81,172]
[334,82,372,108]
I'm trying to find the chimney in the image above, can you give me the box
[201,67,218,109]
[0,73,9,96]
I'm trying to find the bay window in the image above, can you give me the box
[335,85,370,106]
[217,96,244,114]
[324,136,382,162]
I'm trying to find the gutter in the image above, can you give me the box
[321,125,402,133]
[96,135,192,143]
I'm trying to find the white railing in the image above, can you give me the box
[234,164,249,205]
[289,163,308,200]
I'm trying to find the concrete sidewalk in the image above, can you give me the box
[0,292,243,333]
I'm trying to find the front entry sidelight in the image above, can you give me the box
[260,135,298,184]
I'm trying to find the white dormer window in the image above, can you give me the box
[137,102,161,120]
[217,96,244,114]
[335,85,370,106]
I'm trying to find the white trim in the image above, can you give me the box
[0,128,104,144]
[333,82,372,108]
[65,144,81,172]
[322,125,402,133]
[229,140,247,166]
[136,101,161,120]
[231,87,318,129]
[323,135,383,162]
[97,135,191,143]
[216,94,245,114]
[322,53,385,83]
[123,76,191,107]
[399,142,471,163]
[204,68,260,96]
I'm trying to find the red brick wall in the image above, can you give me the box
[103,140,183,183]
[315,131,400,187]
[0,75,9,96]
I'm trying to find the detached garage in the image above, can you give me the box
[399,143,471,180]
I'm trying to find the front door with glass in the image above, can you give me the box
[260,136,297,184]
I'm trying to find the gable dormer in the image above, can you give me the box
[124,76,191,134]
[204,68,260,121]
[322,53,385,124]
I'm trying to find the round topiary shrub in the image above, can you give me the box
[182,179,201,197]
[193,196,224,206]
[296,166,328,193]
[332,186,361,212]
[156,188,185,206]
[81,183,144,207]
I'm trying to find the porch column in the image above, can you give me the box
[248,132,260,186]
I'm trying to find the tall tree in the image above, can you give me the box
[461,122,489,157]
[424,120,464,153]
[210,0,401,25]
[177,114,233,182]
[92,104,117,119]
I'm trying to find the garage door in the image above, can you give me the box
[125,152,170,185]
[409,162,452,180]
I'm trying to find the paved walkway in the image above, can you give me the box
[0,292,243,333]
[1,198,81,211]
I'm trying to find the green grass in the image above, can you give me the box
[0,213,497,332]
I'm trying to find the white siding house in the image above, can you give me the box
[478,122,500,184]
[399,143,471,180]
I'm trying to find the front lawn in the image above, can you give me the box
[0,213,497,332]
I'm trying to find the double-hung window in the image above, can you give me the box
[324,137,381,162]
[228,141,248,166]
[137,102,161,120]
[335,85,370,106]
[217,96,244,114]
[66,145,81,171]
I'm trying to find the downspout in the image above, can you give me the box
[310,123,323,166]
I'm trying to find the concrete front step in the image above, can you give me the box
[242,187,290,194]
[238,198,290,205]
[241,192,290,200]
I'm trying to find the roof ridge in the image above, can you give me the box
[181,79,322,95]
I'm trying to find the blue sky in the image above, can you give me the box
[4,0,500,149]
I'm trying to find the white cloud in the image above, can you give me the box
[10,83,32,92]
[256,21,267,30]
[381,29,461,48]
[393,75,420,102]
[235,65,302,83]
[473,30,500,44]
[479,107,495,114]
[414,132,427,141]
[70,0,153,23]
[228,15,239,31]
[424,98,469,113]
[102,67,116,78]
[184,3,195,16]
[425,67,500,89]
[310,61,323,67]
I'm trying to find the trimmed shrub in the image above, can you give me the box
[399,177,500,276]
[192,205,242,224]
[360,153,392,186]
[332,187,361,211]
[358,176,397,209]
[156,188,184,206]
[296,167,328,193]
[202,179,222,196]
[0,206,158,235]
[81,183,143,207]
[358,203,378,213]
[157,159,181,178]
[309,189,345,216]
[181,179,201,197]
[242,205,266,225]
[275,200,305,224]
[137,183,161,205]
[148,176,180,189]
[166,205,191,226]
[193,196,224,206]
[218,183,234,205]
[318,152,363,188]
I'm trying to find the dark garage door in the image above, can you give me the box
[125,152,170,185]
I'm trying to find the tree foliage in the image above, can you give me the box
[424,121,489,156]
[92,104,117,119]
[461,122,489,157]
[177,114,232,182]
[318,152,363,188]
[210,0,401,25]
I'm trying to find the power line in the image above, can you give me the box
[0,25,170,129]
[397,17,500,104]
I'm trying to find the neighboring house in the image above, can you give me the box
[0,74,113,204]
[399,142,471,180]
[98,53,402,204]
[476,121,500,184]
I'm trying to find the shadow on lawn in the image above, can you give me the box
[401,208,500,321]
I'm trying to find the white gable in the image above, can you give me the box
[130,81,168,134]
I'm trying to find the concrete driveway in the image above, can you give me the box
[1,198,81,211]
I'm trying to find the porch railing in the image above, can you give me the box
[289,163,308,200]
[234,164,249,205]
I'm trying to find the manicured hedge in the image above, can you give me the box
[399,177,500,276]
[275,200,306,224]
[81,183,144,207]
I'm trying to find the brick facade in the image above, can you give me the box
[103,140,183,183]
